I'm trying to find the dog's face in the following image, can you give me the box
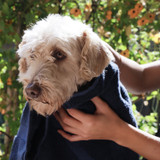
[18,14,113,116]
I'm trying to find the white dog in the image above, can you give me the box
[18,14,113,116]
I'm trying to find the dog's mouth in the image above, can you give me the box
[41,101,50,105]
[39,101,50,105]
[27,97,50,105]
[24,83,53,106]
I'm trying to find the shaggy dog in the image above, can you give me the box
[10,14,139,160]
[18,14,113,116]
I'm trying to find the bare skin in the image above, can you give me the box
[106,43,160,94]
[54,44,160,160]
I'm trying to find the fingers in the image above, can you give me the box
[91,97,119,118]
[57,108,81,126]
[91,97,111,113]
[67,109,91,122]
[54,108,81,134]
[57,130,85,142]
[54,97,123,142]
[91,96,106,107]
[105,43,119,55]
[54,108,90,141]
[54,108,95,141]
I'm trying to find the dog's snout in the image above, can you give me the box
[25,83,41,99]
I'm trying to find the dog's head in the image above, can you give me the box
[18,14,113,116]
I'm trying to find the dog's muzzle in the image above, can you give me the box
[25,83,41,99]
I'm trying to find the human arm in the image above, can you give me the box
[54,97,160,160]
[106,44,160,94]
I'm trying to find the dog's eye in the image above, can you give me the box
[52,50,66,60]
[30,54,36,60]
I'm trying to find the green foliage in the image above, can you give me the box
[133,104,158,135]
[0,0,160,159]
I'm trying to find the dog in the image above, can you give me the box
[10,14,139,160]
[18,14,113,116]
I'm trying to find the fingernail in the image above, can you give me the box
[91,97,97,101]
[67,109,72,114]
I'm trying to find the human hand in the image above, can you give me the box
[54,97,160,160]
[54,96,126,142]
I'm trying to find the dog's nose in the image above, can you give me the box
[25,83,41,99]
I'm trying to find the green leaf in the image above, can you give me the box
[146,95,153,101]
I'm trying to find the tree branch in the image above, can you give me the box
[0,130,12,139]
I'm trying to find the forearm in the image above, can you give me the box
[109,46,144,94]
[115,123,160,160]
[117,55,144,94]
[106,43,160,94]
[118,57,160,94]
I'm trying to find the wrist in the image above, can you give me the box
[102,119,128,144]
[112,121,130,146]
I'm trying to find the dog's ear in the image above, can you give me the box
[18,41,26,48]
[17,41,28,73]
[18,58,28,73]
[79,32,113,81]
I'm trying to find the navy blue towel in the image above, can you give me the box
[10,62,139,160]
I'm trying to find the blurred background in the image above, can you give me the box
[0,0,160,159]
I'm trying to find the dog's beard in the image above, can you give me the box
[23,80,79,116]
[30,99,61,116]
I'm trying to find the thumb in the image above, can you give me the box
[67,108,90,122]
[91,97,112,114]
